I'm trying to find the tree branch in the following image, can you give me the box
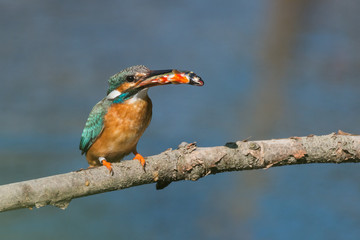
[1,131,359,212]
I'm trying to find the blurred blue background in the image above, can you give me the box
[1,0,360,239]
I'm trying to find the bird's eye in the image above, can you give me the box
[126,75,135,82]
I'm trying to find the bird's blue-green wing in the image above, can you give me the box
[79,99,111,154]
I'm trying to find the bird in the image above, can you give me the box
[79,65,204,174]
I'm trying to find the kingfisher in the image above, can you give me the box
[79,65,204,174]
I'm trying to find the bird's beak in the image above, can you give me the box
[137,69,204,88]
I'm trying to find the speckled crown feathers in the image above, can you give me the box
[107,65,149,94]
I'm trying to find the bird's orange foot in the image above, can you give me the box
[133,153,146,171]
[99,157,114,175]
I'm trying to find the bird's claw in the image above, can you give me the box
[101,159,114,176]
[133,153,146,172]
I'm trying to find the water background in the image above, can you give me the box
[1,1,360,239]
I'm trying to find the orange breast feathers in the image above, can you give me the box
[86,96,152,166]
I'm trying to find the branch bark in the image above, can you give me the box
[1,132,359,212]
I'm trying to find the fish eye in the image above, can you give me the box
[126,75,135,82]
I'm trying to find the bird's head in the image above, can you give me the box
[106,65,204,102]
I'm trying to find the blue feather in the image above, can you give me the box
[79,98,111,154]
[113,92,129,103]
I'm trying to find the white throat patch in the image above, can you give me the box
[127,88,148,103]
[106,90,121,100]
